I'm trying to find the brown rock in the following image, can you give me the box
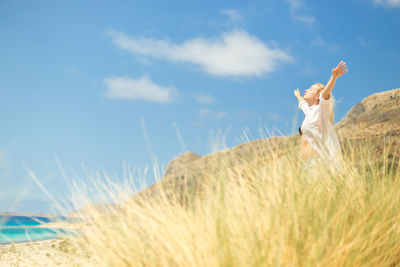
[335,88,400,138]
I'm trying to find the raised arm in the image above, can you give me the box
[293,88,304,104]
[321,61,348,100]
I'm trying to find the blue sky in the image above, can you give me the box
[1,0,399,214]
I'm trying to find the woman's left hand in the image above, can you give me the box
[332,61,348,78]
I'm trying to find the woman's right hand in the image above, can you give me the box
[332,61,348,78]
[294,88,301,97]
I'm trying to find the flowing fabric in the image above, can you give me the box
[299,95,343,172]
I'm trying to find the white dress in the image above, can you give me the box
[299,94,343,171]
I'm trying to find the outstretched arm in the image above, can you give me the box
[295,88,310,114]
[321,61,348,100]
[293,88,304,104]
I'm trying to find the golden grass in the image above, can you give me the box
[70,135,400,267]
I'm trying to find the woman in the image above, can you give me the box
[294,61,348,172]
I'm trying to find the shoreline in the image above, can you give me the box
[0,212,63,218]
[0,221,83,246]
[31,221,83,229]
[0,237,63,246]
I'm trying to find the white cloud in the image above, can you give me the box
[265,112,283,121]
[311,37,340,52]
[357,36,370,47]
[221,9,244,22]
[197,108,228,120]
[234,110,257,120]
[287,0,315,25]
[107,30,293,77]
[104,76,176,103]
[65,66,80,75]
[287,0,303,13]
[194,94,216,104]
[301,62,317,76]
[294,15,315,25]
[373,0,400,7]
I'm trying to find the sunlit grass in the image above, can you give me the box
[67,134,400,266]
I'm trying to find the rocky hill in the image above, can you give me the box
[335,89,400,138]
[133,88,400,203]
[335,88,400,164]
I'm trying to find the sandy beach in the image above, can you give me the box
[0,214,92,266]
[0,238,94,267]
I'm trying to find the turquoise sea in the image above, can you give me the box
[0,215,73,244]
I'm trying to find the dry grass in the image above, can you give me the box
[70,135,400,267]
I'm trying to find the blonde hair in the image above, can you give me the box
[314,83,335,124]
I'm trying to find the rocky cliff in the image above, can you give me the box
[335,88,400,138]
[335,88,400,163]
